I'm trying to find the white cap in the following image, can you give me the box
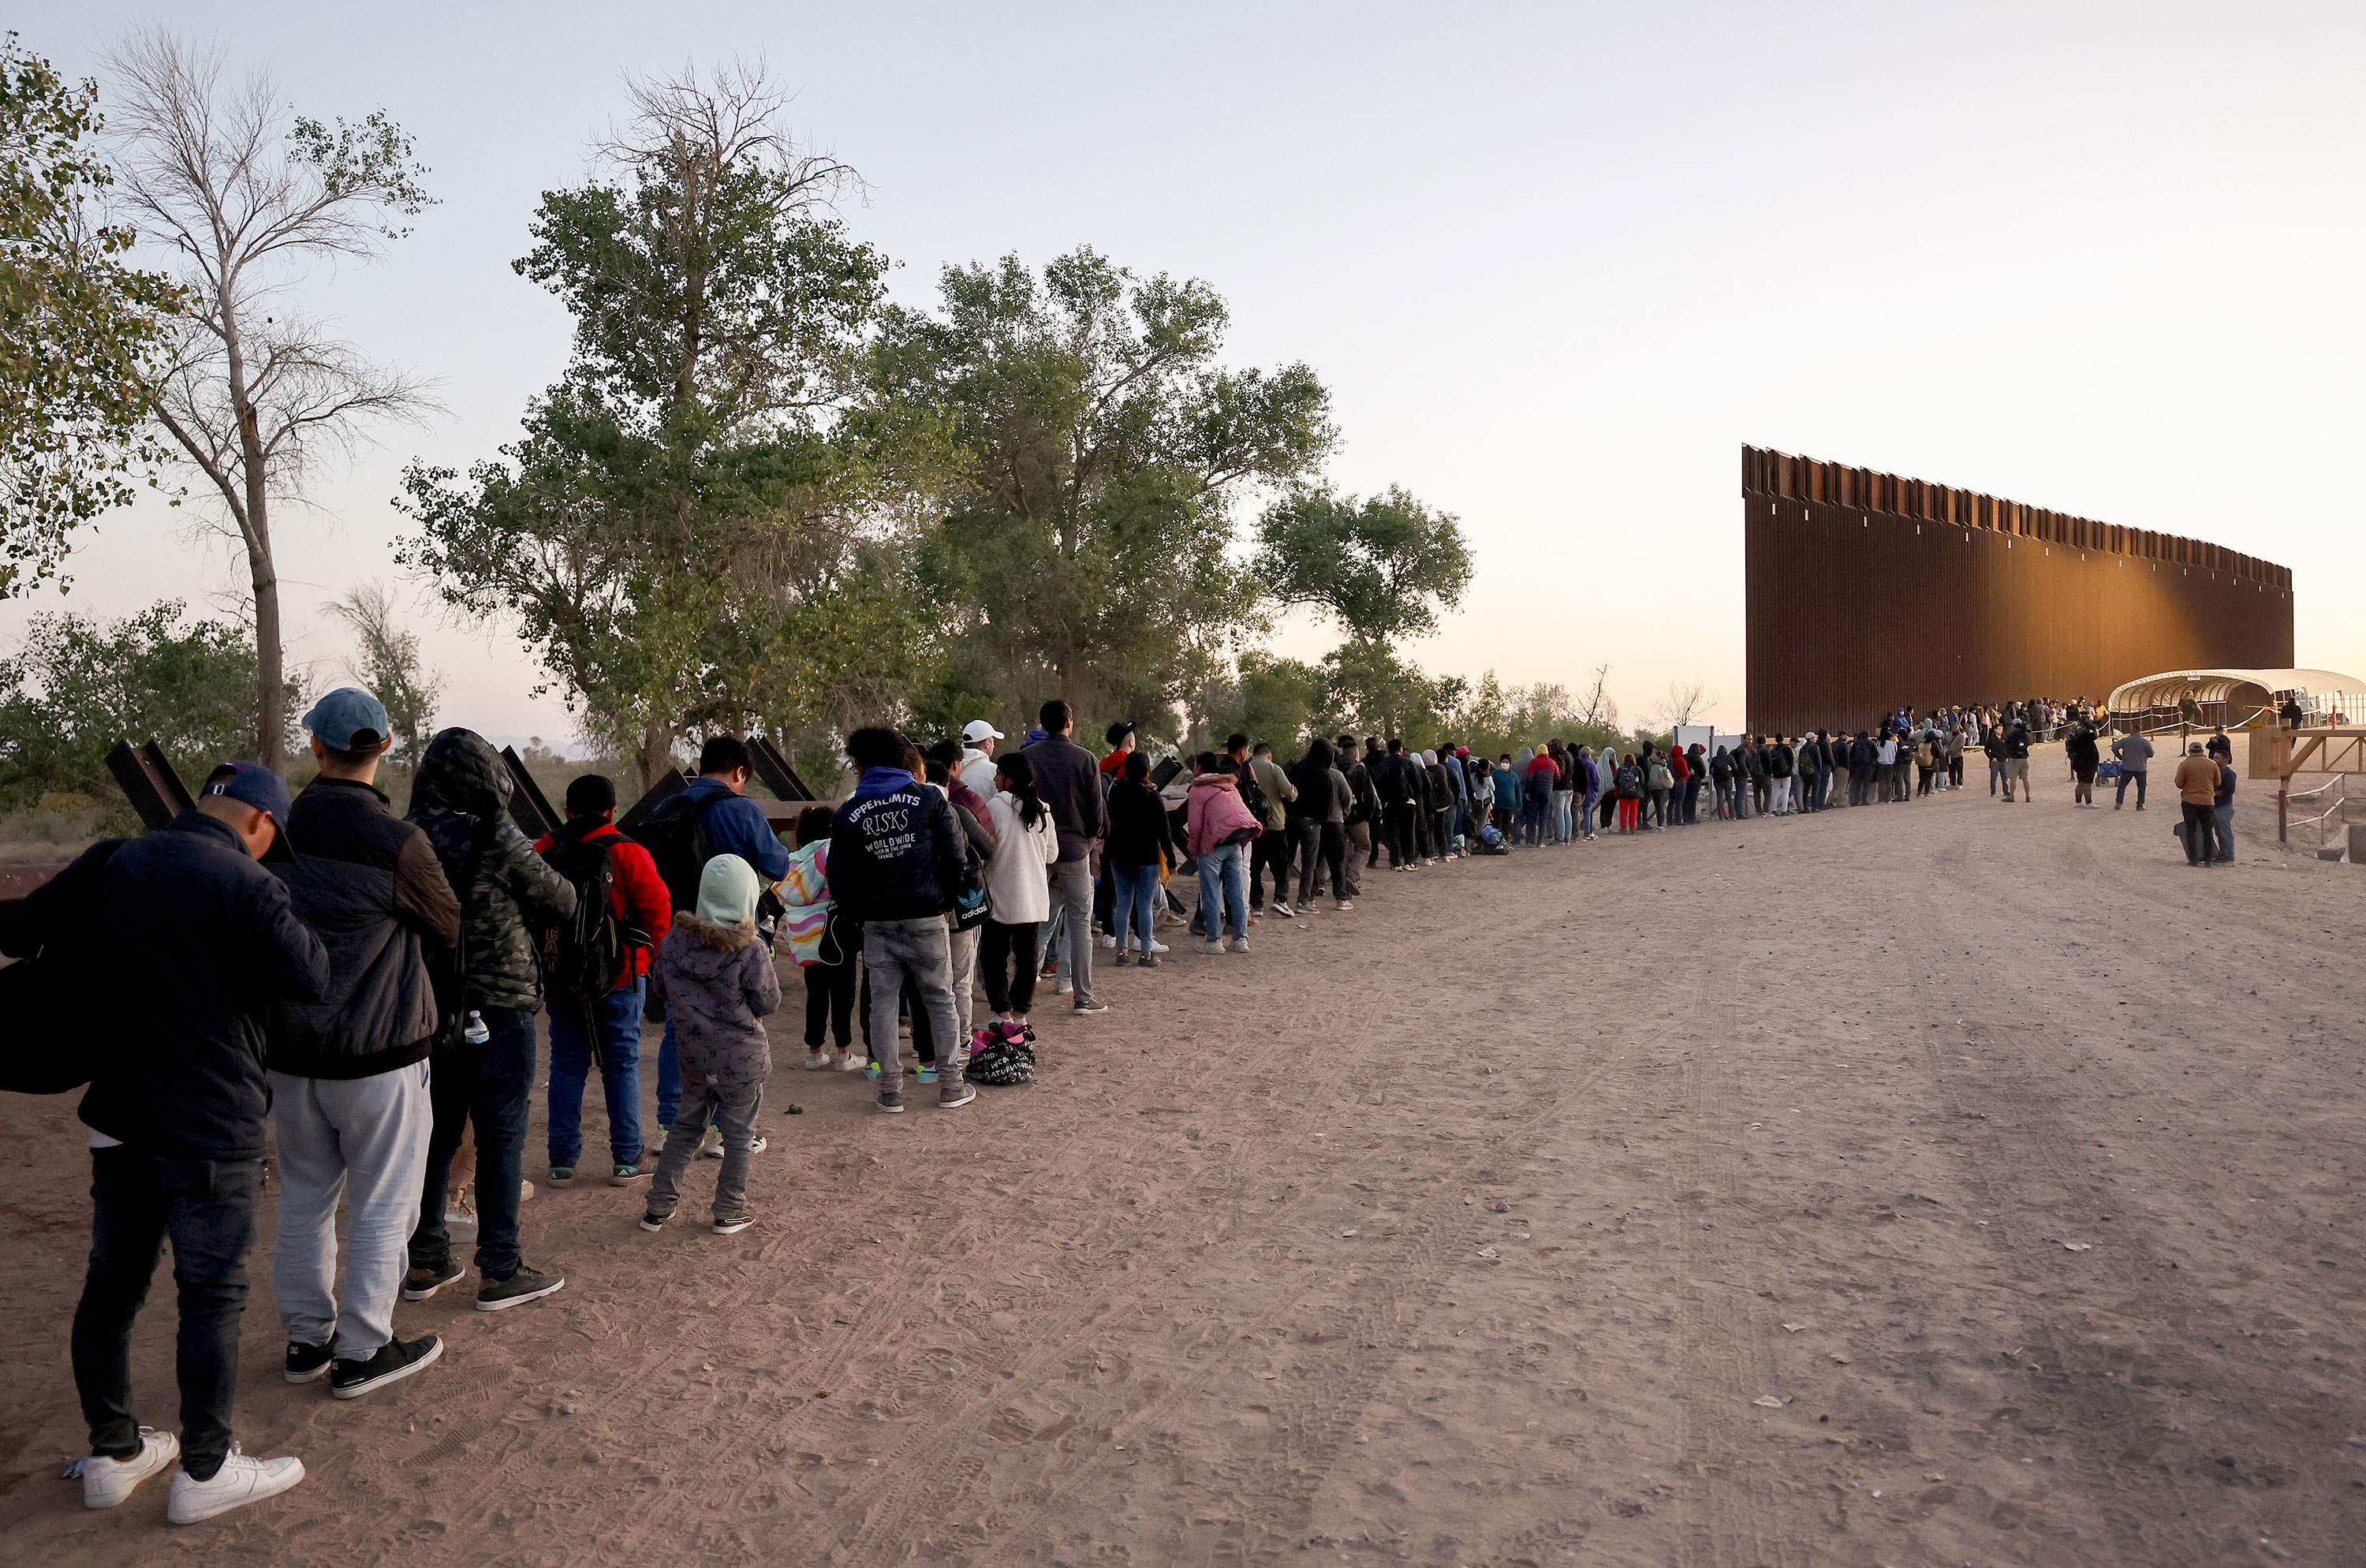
[962,719,1005,744]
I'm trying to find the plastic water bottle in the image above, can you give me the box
[463,1010,489,1047]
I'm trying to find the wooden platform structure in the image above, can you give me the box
[2248,728,2366,845]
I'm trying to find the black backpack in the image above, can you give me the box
[539,831,651,1012]
[0,839,123,1094]
[637,790,721,913]
[1234,762,1269,819]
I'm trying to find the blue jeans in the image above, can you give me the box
[2115,770,2147,807]
[547,978,646,1168]
[411,1006,534,1279]
[1112,861,1160,950]
[1196,840,1248,941]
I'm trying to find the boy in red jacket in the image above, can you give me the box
[535,775,672,1185]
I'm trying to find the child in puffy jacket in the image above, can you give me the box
[641,856,781,1237]
[778,807,862,1073]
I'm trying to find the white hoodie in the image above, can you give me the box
[983,790,1059,924]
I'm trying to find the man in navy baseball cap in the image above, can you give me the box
[200,760,293,848]
[301,688,392,757]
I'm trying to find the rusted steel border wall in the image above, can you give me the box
[1743,446,2294,737]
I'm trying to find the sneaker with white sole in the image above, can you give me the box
[1097,932,1117,949]
[712,1211,757,1235]
[400,1257,464,1301]
[284,1340,332,1384]
[1334,900,1354,911]
[1200,939,1224,956]
[82,1427,177,1509]
[804,1051,832,1070]
[329,1335,443,1400]
[840,1052,868,1072]
[476,1263,565,1312]
[167,1447,304,1525]
[1227,936,1251,954]
[1146,939,1170,954]
[1054,978,1074,995]
[939,1082,978,1110]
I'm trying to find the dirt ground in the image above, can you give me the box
[2,752,2362,1566]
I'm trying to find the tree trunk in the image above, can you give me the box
[634,727,677,797]
[237,404,282,771]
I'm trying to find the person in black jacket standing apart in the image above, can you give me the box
[831,727,975,1111]
[403,730,577,1313]
[66,762,330,1522]
[1020,702,1110,1016]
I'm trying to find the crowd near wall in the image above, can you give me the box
[1742,446,2294,737]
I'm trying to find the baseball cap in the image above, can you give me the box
[961,719,1005,744]
[201,761,293,824]
[302,686,390,751]
[1104,719,1137,748]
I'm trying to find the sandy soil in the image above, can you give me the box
[2,751,2362,1566]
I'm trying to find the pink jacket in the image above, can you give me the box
[1185,772,1260,857]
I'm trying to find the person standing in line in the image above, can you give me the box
[636,737,792,1153]
[1786,737,1812,815]
[1288,737,1355,911]
[1984,723,2010,797]
[920,739,1000,1061]
[1334,735,1375,898]
[1106,749,1178,963]
[1548,740,1576,844]
[403,729,578,1313]
[1021,703,1110,1013]
[1233,737,1295,914]
[778,806,861,1072]
[1579,745,1607,838]
[2174,742,2220,865]
[957,719,1005,798]
[639,855,781,1234]
[1521,744,1556,846]
[66,763,329,1521]
[2112,729,2153,810]
[1645,751,1674,829]
[1187,753,1259,951]
[268,691,458,1402]
[1375,738,1421,870]
[977,753,1060,1041]
[535,774,670,1183]
[832,728,976,1107]
[1361,738,1389,869]
[1764,736,1793,816]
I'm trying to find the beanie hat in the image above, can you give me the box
[695,853,760,928]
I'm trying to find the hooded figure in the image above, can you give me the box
[406,727,577,1016]
[651,855,781,1097]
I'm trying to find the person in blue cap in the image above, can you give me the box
[265,689,460,1402]
[62,760,330,1521]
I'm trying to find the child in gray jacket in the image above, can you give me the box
[640,855,782,1235]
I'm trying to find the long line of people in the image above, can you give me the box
[0,685,2234,1526]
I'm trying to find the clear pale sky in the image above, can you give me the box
[11,2,2364,743]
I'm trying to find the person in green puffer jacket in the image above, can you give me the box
[401,728,578,1313]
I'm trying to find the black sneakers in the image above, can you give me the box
[399,1258,464,1301]
[282,1341,332,1384]
[329,1335,443,1400]
[475,1264,565,1312]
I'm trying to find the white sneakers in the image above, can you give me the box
[1200,939,1224,955]
[168,1447,305,1524]
[1227,936,1251,954]
[83,1428,177,1509]
[804,1050,832,1070]
[84,1428,304,1523]
[1145,939,1170,954]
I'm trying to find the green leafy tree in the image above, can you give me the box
[886,248,1335,731]
[0,33,181,595]
[1252,485,1471,642]
[1319,636,1464,751]
[0,598,290,823]
[401,62,914,786]
[106,27,435,769]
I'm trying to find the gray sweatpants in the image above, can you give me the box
[865,917,963,1096]
[647,1084,763,1224]
[1047,857,1095,1004]
[268,1061,432,1361]
[946,922,980,1043]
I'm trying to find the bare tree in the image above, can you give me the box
[322,580,441,766]
[1574,663,1620,730]
[105,28,435,767]
[1655,681,1715,730]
